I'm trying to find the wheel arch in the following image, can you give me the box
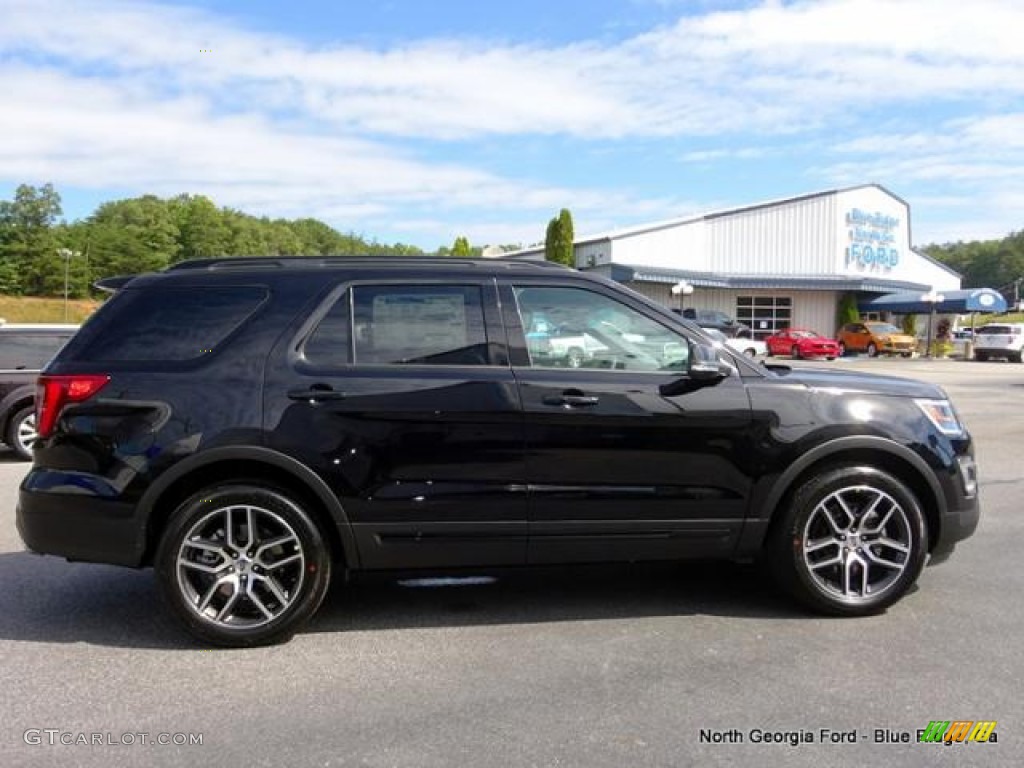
[138,446,359,569]
[0,384,35,435]
[758,436,946,554]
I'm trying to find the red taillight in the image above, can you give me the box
[35,374,111,438]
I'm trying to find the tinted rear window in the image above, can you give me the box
[79,286,267,361]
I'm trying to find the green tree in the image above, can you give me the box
[86,195,180,277]
[0,183,63,294]
[169,194,232,262]
[544,208,575,266]
[836,292,860,327]
[451,235,472,257]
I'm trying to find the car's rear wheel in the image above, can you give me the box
[6,405,37,461]
[790,344,801,359]
[866,342,879,357]
[975,351,988,362]
[156,485,332,647]
[768,466,927,616]
[1013,351,1023,363]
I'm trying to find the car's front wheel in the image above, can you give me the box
[6,405,37,461]
[866,342,879,357]
[768,466,927,616]
[156,484,332,647]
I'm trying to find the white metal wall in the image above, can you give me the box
[611,220,709,270]
[630,284,840,336]
[706,194,840,275]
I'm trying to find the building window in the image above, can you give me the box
[737,296,792,339]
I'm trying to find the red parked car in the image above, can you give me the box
[766,328,840,360]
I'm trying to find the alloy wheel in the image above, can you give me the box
[801,485,912,602]
[175,503,306,629]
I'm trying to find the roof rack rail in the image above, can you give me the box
[166,255,571,271]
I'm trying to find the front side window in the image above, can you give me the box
[514,286,689,371]
[351,285,489,366]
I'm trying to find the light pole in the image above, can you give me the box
[57,248,80,322]
[921,289,945,359]
[671,280,694,313]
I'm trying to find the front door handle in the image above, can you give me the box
[542,393,600,407]
[287,384,347,402]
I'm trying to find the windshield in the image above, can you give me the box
[866,323,902,334]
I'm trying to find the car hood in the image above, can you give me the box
[767,365,944,399]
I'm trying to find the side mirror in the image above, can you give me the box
[689,341,731,381]
[659,341,730,396]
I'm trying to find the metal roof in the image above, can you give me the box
[605,264,930,293]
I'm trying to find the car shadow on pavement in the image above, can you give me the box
[309,561,809,636]
[0,551,193,650]
[0,553,809,648]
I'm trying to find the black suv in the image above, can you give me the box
[17,258,979,646]
[679,308,751,338]
[0,323,79,460]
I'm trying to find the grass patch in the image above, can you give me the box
[0,295,102,324]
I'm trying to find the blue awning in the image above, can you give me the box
[859,288,1007,314]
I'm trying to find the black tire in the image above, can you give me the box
[866,342,879,357]
[790,344,801,359]
[767,466,927,616]
[5,404,37,461]
[155,484,332,647]
[900,352,913,358]
[975,352,987,362]
[1013,351,1023,364]
[825,356,835,361]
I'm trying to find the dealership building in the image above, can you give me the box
[508,184,970,339]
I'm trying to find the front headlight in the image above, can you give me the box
[915,398,965,436]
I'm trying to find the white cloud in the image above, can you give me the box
[1,0,1023,245]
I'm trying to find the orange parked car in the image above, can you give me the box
[837,321,916,357]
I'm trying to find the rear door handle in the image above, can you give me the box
[287,385,347,402]
[542,394,600,407]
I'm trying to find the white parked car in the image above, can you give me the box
[702,327,766,358]
[973,323,1024,362]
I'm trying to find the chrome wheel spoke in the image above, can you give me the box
[876,536,909,554]
[255,535,295,559]
[804,537,837,554]
[264,552,301,571]
[258,573,291,607]
[246,584,276,620]
[863,548,906,570]
[809,554,842,571]
[215,582,243,622]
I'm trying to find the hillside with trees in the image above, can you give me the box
[922,230,1024,305]
[0,183,431,299]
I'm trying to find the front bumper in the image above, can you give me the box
[929,455,980,564]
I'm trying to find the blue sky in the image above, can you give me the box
[2,0,1022,250]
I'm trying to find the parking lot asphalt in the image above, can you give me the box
[1,356,1021,767]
